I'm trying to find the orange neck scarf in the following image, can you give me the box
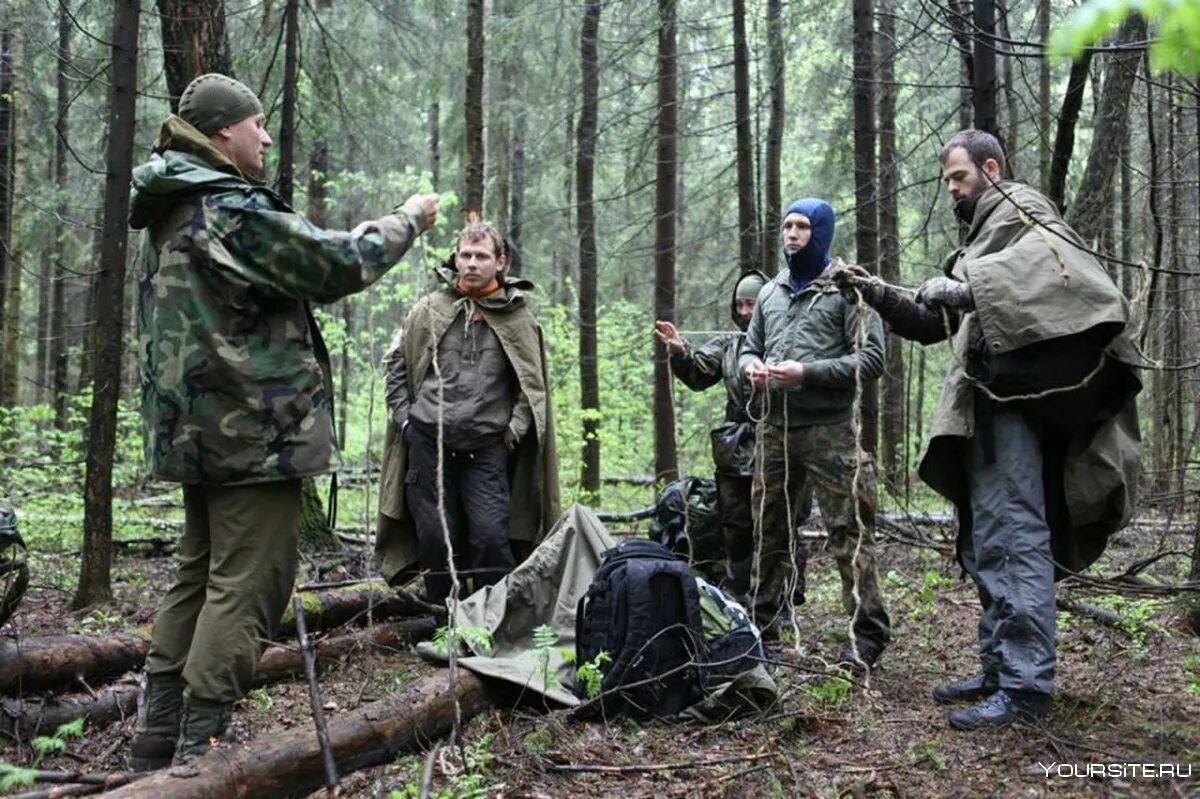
[456,277,501,298]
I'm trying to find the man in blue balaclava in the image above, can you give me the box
[739,198,893,671]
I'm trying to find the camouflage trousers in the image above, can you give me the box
[750,420,891,647]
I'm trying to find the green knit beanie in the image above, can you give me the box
[734,273,765,302]
[178,74,263,135]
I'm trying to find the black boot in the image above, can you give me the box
[173,694,234,765]
[947,689,1051,731]
[837,638,885,674]
[129,675,184,771]
[932,671,998,704]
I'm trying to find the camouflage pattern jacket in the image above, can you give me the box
[670,334,755,476]
[130,116,425,485]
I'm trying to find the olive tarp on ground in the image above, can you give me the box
[418,504,777,718]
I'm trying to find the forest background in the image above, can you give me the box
[0,0,1197,662]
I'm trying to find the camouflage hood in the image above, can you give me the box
[129,116,250,230]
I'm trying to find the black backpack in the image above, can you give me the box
[573,539,707,718]
[647,477,724,584]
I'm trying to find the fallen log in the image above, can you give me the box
[0,587,434,695]
[1,618,439,739]
[257,616,438,679]
[103,669,491,799]
[2,683,140,740]
[278,582,440,638]
[0,634,150,694]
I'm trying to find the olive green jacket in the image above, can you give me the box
[918,181,1142,574]
[375,272,561,583]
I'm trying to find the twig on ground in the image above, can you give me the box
[541,751,771,774]
[292,596,340,797]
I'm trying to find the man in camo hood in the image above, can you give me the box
[655,270,766,596]
[127,73,437,769]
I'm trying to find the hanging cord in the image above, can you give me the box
[843,288,873,682]
[747,381,768,634]
[661,341,691,566]
[427,306,463,749]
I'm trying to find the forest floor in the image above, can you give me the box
[3,510,1199,799]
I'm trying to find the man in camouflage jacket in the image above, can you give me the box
[654,270,766,596]
[740,198,892,668]
[127,73,437,768]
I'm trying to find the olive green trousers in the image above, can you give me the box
[144,480,301,703]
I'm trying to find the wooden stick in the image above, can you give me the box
[292,596,340,797]
[542,752,772,774]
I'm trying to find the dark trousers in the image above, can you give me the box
[962,411,1056,695]
[405,426,514,602]
[145,480,302,704]
[717,473,754,596]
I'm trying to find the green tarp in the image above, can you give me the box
[418,504,777,718]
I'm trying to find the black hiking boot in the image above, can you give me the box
[947,689,1051,731]
[173,694,234,765]
[129,675,184,771]
[837,638,886,674]
[932,671,998,704]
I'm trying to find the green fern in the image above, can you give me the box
[432,625,493,657]
[574,650,612,700]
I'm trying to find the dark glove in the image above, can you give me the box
[916,276,974,310]
[829,264,883,306]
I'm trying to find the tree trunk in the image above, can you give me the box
[105,669,491,799]
[972,0,999,139]
[50,0,71,428]
[276,0,298,204]
[464,0,485,216]
[298,477,337,551]
[0,16,22,409]
[731,0,756,274]
[155,0,232,111]
[577,0,601,500]
[0,25,11,384]
[1066,15,1146,246]
[947,0,974,131]
[1119,113,1133,298]
[761,0,783,276]
[1037,0,1051,190]
[73,0,138,609]
[508,121,525,277]
[1187,513,1200,633]
[653,0,679,484]
[852,0,878,455]
[428,99,440,188]
[998,0,1017,170]
[877,0,903,487]
[1046,53,1094,213]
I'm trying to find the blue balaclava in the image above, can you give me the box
[782,198,836,291]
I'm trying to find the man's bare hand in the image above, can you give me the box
[768,360,805,389]
[745,357,769,388]
[653,321,686,356]
[401,193,440,233]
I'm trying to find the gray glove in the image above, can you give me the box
[916,276,974,310]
